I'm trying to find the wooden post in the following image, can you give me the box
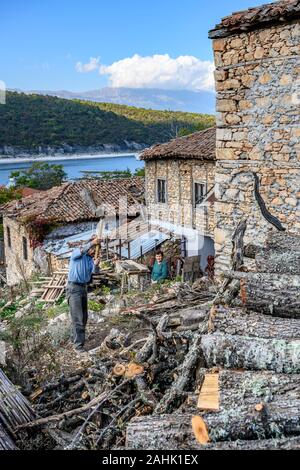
[106,237,109,260]
[128,242,131,260]
[119,239,122,259]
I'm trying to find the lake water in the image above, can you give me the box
[0,154,145,186]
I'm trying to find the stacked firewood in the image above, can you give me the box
[4,230,300,450]
[126,230,300,450]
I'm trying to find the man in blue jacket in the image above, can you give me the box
[66,236,101,352]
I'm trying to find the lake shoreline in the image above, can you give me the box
[0,151,142,165]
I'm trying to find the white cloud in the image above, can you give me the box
[75,54,215,91]
[76,57,100,73]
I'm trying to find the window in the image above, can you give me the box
[157,179,166,203]
[22,237,28,261]
[194,182,206,208]
[7,227,11,249]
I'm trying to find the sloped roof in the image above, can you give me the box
[1,177,145,223]
[209,0,300,38]
[140,127,216,161]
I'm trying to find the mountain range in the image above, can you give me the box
[12,87,216,114]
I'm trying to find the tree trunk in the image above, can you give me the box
[201,333,300,374]
[229,272,300,317]
[217,370,300,409]
[255,249,300,275]
[211,306,300,340]
[126,403,300,449]
[266,232,300,253]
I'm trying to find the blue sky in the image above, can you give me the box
[1,0,274,92]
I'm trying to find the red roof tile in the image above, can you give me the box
[1,178,144,223]
[209,0,300,38]
[140,127,216,161]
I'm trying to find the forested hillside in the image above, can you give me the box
[0,92,215,150]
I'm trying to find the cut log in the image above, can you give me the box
[126,399,300,449]
[229,272,300,317]
[266,232,300,253]
[197,373,219,411]
[218,370,300,409]
[201,333,300,374]
[211,306,300,340]
[255,249,300,275]
[125,412,300,450]
[187,370,300,412]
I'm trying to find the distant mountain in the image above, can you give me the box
[0,92,215,156]
[19,87,216,114]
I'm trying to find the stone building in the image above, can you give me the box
[141,127,216,271]
[1,177,144,285]
[209,0,300,274]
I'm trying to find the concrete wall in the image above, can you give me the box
[145,159,215,237]
[212,20,300,274]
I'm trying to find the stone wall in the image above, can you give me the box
[145,159,215,237]
[212,20,300,275]
[3,217,35,285]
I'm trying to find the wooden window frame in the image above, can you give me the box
[157,178,167,204]
[193,181,207,209]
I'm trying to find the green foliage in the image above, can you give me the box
[82,167,145,180]
[81,169,132,179]
[88,300,105,312]
[0,186,22,205]
[101,285,111,295]
[11,161,67,190]
[0,92,215,149]
[45,302,69,319]
[0,303,19,319]
[133,167,145,177]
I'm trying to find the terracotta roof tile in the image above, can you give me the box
[1,177,144,223]
[209,0,300,38]
[140,127,216,161]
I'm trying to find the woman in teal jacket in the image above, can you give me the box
[151,251,169,283]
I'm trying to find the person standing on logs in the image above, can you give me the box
[67,236,101,352]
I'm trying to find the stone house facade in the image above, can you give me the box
[1,178,144,285]
[209,0,300,274]
[141,127,216,270]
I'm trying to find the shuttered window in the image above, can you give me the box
[157,179,166,203]
[194,182,206,208]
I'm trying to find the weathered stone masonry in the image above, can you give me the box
[145,159,215,237]
[210,18,300,274]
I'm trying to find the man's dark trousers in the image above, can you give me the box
[67,282,88,348]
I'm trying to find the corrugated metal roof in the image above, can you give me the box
[119,230,170,260]
[43,227,111,259]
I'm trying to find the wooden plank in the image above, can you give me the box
[42,285,66,289]
[197,373,219,411]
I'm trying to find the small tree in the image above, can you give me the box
[0,187,21,205]
[11,162,67,190]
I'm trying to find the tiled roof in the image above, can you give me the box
[209,0,300,38]
[20,187,43,197]
[140,127,216,161]
[1,177,145,223]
